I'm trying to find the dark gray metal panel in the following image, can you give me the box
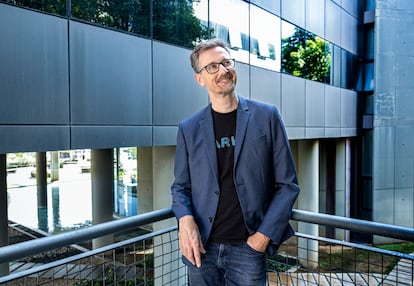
[326,0,341,46]
[0,126,69,153]
[235,62,250,99]
[340,128,356,137]
[324,128,340,138]
[0,4,69,125]
[341,11,358,54]
[250,0,280,16]
[340,89,357,128]
[305,0,325,37]
[153,126,178,146]
[70,21,152,125]
[250,67,281,108]
[281,0,305,29]
[342,0,361,18]
[281,74,305,127]
[285,127,305,140]
[325,85,341,128]
[71,126,152,150]
[306,80,325,128]
[152,41,208,125]
[306,128,325,139]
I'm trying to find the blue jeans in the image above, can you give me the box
[184,242,267,286]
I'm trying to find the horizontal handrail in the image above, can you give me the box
[0,226,178,284]
[291,209,414,241]
[1,208,414,264]
[0,208,174,264]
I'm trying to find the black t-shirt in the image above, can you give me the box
[209,108,248,243]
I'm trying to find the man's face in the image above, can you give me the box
[194,46,237,97]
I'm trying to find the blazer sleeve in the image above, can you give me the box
[171,124,193,220]
[257,106,300,246]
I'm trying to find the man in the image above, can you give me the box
[171,38,300,285]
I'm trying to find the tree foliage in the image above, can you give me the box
[8,0,206,49]
[71,0,206,48]
[281,27,331,83]
[6,0,66,15]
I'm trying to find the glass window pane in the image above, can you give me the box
[341,50,357,90]
[281,20,329,82]
[71,0,150,38]
[209,0,249,64]
[250,0,280,16]
[301,33,331,83]
[324,42,332,84]
[330,45,341,87]
[250,5,281,71]
[4,0,66,16]
[281,20,303,77]
[365,27,374,60]
[153,0,207,48]
[364,62,374,91]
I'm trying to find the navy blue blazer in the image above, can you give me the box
[171,95,300,255]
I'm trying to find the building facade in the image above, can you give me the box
[0,0,412,245]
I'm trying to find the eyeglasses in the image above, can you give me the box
[198,59,236,74]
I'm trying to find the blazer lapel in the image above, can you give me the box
[234,96,250,167]
[200,107,219,183]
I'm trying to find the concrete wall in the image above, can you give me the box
[373,0,414,239]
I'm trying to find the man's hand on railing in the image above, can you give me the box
[178,215,206,268]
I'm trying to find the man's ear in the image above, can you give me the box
[194,73,205,87]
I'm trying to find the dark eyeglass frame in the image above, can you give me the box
[197,59,236,74]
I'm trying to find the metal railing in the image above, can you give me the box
[1,209,414,285]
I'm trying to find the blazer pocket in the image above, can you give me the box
[246,133,266,145]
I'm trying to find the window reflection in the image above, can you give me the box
[2,0,66,16]
[250,5,281,71]
[341,50,357,89]
[281,21,331,83]
[207,0,249,63]
[3,0,360,90]
[363,62,374,91]
[331,45,342,87]
[71,0,150,38]
[153,0,208,48]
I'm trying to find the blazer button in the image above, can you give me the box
[208,217,213,223]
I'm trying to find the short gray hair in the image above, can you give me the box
[190,38,231,73]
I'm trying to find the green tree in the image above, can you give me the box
[301,37,331,82]
[281,27,331,83]
[153,0,207,48]
[10,0,66,15]
[70,0,206,48]
[71,0,150,36]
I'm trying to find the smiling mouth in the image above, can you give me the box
[218,73,233,84]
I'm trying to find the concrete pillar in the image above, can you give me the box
[152,146,184,286]
[36,152,47,207]
[335,140,346,240]
[91,149,114,249]
[50,151,59,182]
[297,140,319,270]
[345,139,351,242]
[0,154,9,276]
[137,147,153,214]
[52,186,61,232]
[36,152,48,232]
